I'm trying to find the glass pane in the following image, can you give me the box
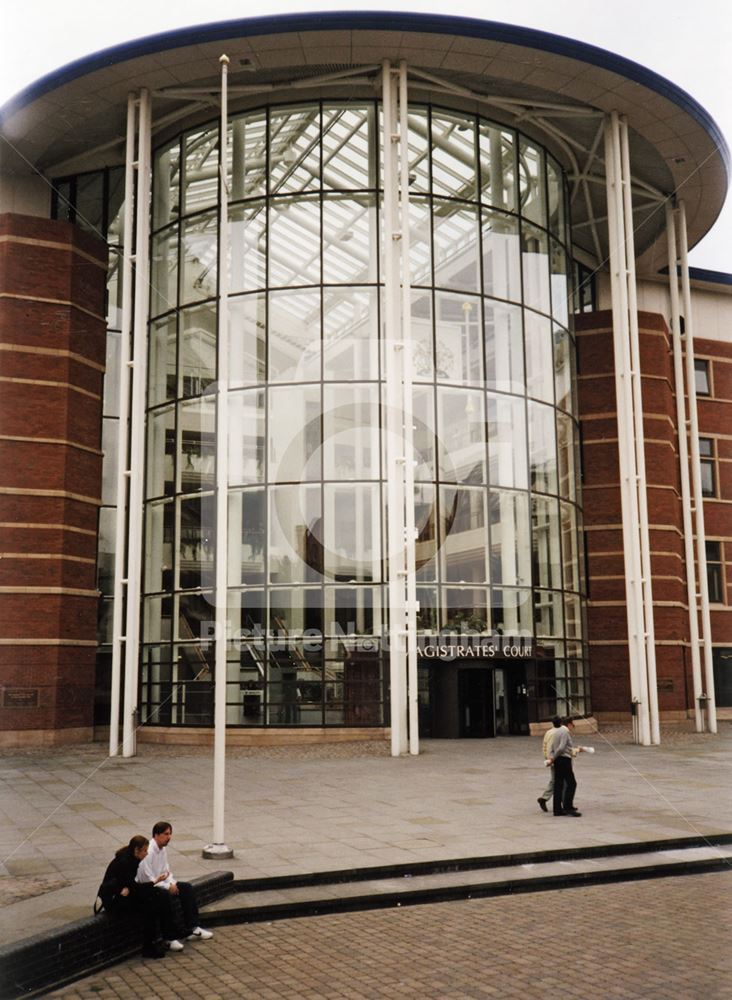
[229,200,266,293]
[479,124,516,212]
[482,210,521,303]
[487,394,528,489]
[181,126,219,215]
[269,196,321,287]
[323,287,378,381]
[411,288,434,381]
[433,200,480,293]
[431,110,477,202]
[269,106,320,194]
[153,141,180,229]
[550,240,570,328]
[106,249,123,328]
[325,586,382,635]
[323,384,379,480]
[694,359,710,395]
[146,405,175,498]
[437,387,486,484]
[101,419,118,505]
[144,500,174,594]
[228,489,266,585]
[560,501,580,593]
[269,384,321,482]
[180,211,217,306]
[229,111,267,201]
[322,104,375,190]
[323,483,381,582]
[434,292,483,385]
[143,595,172,644]
[554,326,573,413]
[408,197,432,287]
[521,223,551,315]
[415,484,437,582]
[104,329,121,416]
[270,587,323,635]
[323,194,376,283]
[524,310,554,403]
[443,587,489,632]
[518,138,546,226]
[528,400,558,494]
[268,288,321,382]
[532,495,561,589]
[230,294,266,386]
[547,156,565,240]
[484,301,524,394]
[178,590,215,643]
[406,109,430,193]
[270,484,322,583]
[179,398,216,494]
[564,592,582,640]
[416,586,438,631]
[75,171,104,235]
[557,411,578,503]
[440,486,488,583]
[149,315,177,406]
[489,489,531,587]
[106,167,125,245]
[150,225,178,317]
[491,587,532,636]
[97,507,116,594]
[229,389,265,485]
[535,590,564,639]
[178,494,215,590]
[413,386,436,481]
[179,304,216,398]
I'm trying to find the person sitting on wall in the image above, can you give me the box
[99,834,168,959]
[135,821,213,951]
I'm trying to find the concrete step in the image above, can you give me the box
[200,834,732,926]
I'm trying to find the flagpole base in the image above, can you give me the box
[202,842,234,859]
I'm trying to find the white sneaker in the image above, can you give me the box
[166,940,184,952]
[187,926,213,940]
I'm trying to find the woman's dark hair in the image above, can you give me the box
[115,834,149,858]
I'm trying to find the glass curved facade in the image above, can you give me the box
[134,99,588,731]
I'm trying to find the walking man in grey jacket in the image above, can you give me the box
[547,716,582,817]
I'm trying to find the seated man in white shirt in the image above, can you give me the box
[136,820,213,951]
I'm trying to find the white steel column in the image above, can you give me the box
[666,203,704,731]
[619,116,660,744]
[204,55,233,859]
[109,94,137,756]
[398,61,419,756]
[603,112,651,745]
[678,202,718,733]
[122,88,152,757]
[382,61,409,756]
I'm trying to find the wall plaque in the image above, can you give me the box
[3,688,40,708]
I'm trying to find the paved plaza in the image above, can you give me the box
[49,872,732,1000]
[1,724,731,951]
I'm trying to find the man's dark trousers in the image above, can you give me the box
[159,881,200,937]
[552,756,577,814]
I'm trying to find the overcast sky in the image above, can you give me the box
[2,0,730,270]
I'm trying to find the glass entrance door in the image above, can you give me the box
[458,668,495,737]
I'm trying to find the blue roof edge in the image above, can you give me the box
[0,9,729,176]
[689,267,732,286]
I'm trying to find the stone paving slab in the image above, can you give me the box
[1,725,731,948]
[48,872,732,999]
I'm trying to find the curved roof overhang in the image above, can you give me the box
[0,11,727,278]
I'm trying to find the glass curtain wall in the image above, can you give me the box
[136,99,588,729]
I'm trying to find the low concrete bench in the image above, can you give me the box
[0,871,233,1000]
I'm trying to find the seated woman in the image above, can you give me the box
[99,835,171,959]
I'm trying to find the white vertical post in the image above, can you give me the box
[204,55,233,859]
[666,203,704,731]
[109,94,137,757]
[678,201,717,733]
[122,88,152,757]
[398,61,419,756]
[620,117,660,744]
[382,61,408,756]
[603,112,650,745]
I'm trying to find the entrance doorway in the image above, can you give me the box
[425,662,530,738]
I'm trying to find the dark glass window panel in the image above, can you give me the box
[178,494,215,590]
[701,458,715,497]
[442,587,489,632]
[101,419,118,506]
[325,586,382,635]
[153,141,181,229]
[270,484,322,583]
[414,485,437,582]
[144,500,175,593]
[270,587,324,636]
[178,398,216,494]
[97,507,116,595]
[146,405,176,499]
[695,359,710,395]
[177,592,215,643]
[75,171,105,236]
[228,489,266,585]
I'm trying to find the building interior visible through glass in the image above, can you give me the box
[68,100,588,736]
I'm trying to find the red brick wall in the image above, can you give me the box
[576,310,692,721]
[0,214,107,744]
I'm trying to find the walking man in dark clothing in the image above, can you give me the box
[547,716,583,816]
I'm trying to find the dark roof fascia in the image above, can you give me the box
[0,9,729,175]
